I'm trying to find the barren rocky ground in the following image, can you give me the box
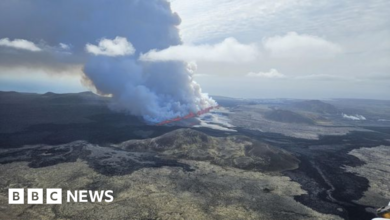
[1,92,389,220]
[0,160,341,220]
[345,145,390,207]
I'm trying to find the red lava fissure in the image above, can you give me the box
[156,106,220,126]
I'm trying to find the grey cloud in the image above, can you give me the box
[294,74,358,81]
[0,0,216,122]
[0,0,182,70]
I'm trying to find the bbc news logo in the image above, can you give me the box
[9,188,114,204]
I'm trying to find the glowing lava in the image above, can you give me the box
[156,106,219,126]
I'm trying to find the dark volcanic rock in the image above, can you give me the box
[265,109,315,124]
[118,129,300,172]
[0,141,192,176]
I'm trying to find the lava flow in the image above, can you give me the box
[156,106,220,126]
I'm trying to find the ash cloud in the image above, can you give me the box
[0,0,216,122]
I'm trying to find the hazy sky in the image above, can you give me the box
[0,0,389,99]
[168,0,390,99]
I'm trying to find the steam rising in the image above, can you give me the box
[0,0,216,122]
[84,54,216,122]
[78,3,217,122]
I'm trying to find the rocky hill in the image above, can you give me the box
[117,129,300,172]
[292,100,339,114]
[265,109,315,125]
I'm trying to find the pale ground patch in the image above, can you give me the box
[0,160,342,220]
[345,146,390,207]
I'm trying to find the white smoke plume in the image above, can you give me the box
[0,0,217,123]
[84,54,216,122]
[342,113,366,121]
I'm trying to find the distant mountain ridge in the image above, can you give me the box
[292,100,339,114]
[265,109,314,124]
